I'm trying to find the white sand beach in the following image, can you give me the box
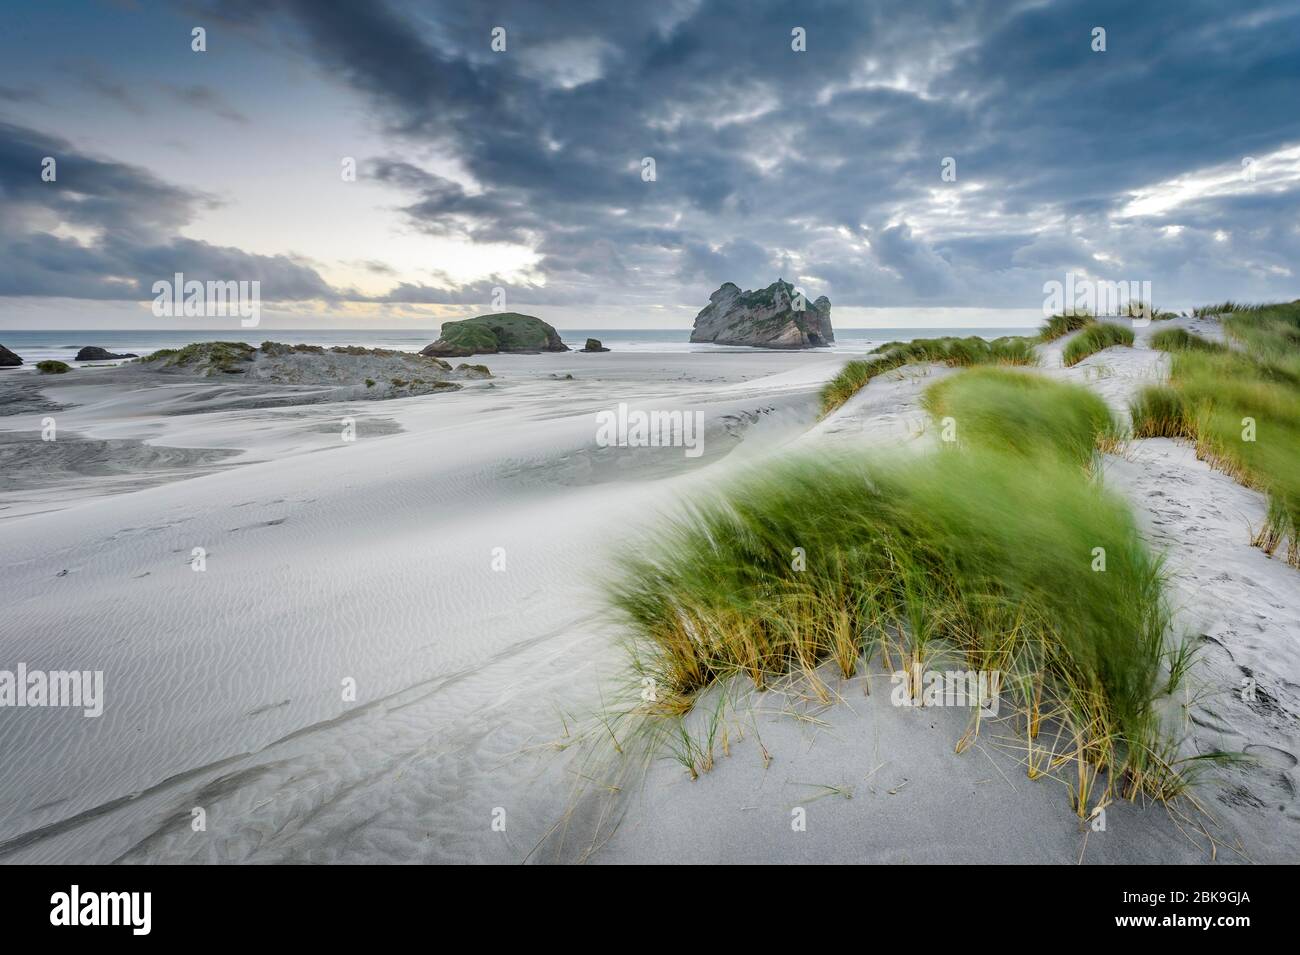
[1,322,1297,864]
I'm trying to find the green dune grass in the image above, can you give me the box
[615,368,1183,804]
[1133,302,1300,564]
[1130,385,1190,439]
[1061,322,1135,367]
[1149,327,1223,353]
[1038,312,1094,342]
[820,333,1038,415]
[923,367,1116,465]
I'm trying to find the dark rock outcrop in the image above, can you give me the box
[580,338,610,352]
[137,340,482,397]
[75,346,138,361]
[0,344,23,367]
[689,279,833,348]
[421,313,569,358]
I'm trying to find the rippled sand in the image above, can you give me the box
[1,328,1296,864]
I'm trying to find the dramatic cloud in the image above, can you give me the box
[3,0,1299,315]
[0,121,336,301]
[243,0,1300,309]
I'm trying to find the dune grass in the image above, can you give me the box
[1061,322,1135,367]
[1191,300,1248,318]
[821,334,1038,415]
[820,359,883,414]
[1123,301,1178,322]
[1038,312,1094,342]
[1132,301,1300,565]
[923,367,1117,465]
[1130,385,1190,439]
[1149,327,1223,353]
[614,368,1184,805]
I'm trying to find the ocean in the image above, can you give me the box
[0,327,1035,365]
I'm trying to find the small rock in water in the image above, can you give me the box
[75,346,138,361]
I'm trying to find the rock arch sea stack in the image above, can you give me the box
[689,279,833,348]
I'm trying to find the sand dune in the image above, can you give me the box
[1,329,1295,864]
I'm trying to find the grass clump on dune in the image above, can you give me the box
[1136,301,1300,565]
[1130,385,1190,439]
[1038,312,1094,342]
[1191,300,1248,318]
[614,369,1184,805]
[1149,328,1223,354]
[1124,301,1177,321]
[820,334,1038,415]
[1061,322,1135,367]
[986,335,1038,364]
[923,367,1116,465]
[820,359,885,414]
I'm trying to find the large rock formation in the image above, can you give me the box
[689,279,833,348]
[421,312,569,358]
[0,344,23,367]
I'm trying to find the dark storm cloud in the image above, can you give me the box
[233,0,1299,308]
[8,0,1300,309]
[0,122,334,301]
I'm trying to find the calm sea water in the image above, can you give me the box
[0,327,1033,364]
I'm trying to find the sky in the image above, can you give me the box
[1,0,1299,330]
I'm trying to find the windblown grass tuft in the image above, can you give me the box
[614,369,1182,803]
[820,334,1038,415]
[1124,301,1177,321]
[1039,312,1094,342]
[923,367,1117,465]
[1062,322,1135,367]
[1130,385,1190,439]
[1149,328,1223,354]
[1191,300,1250,318]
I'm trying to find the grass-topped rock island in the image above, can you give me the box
[420,312,569,357]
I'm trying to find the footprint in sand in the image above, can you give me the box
[1243,743,1298,770]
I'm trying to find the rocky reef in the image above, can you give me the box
[421,313,568,357]
[0,344,23,367]
[76,346,138,361]
[138,341,489,398]
[689,279,833,348]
